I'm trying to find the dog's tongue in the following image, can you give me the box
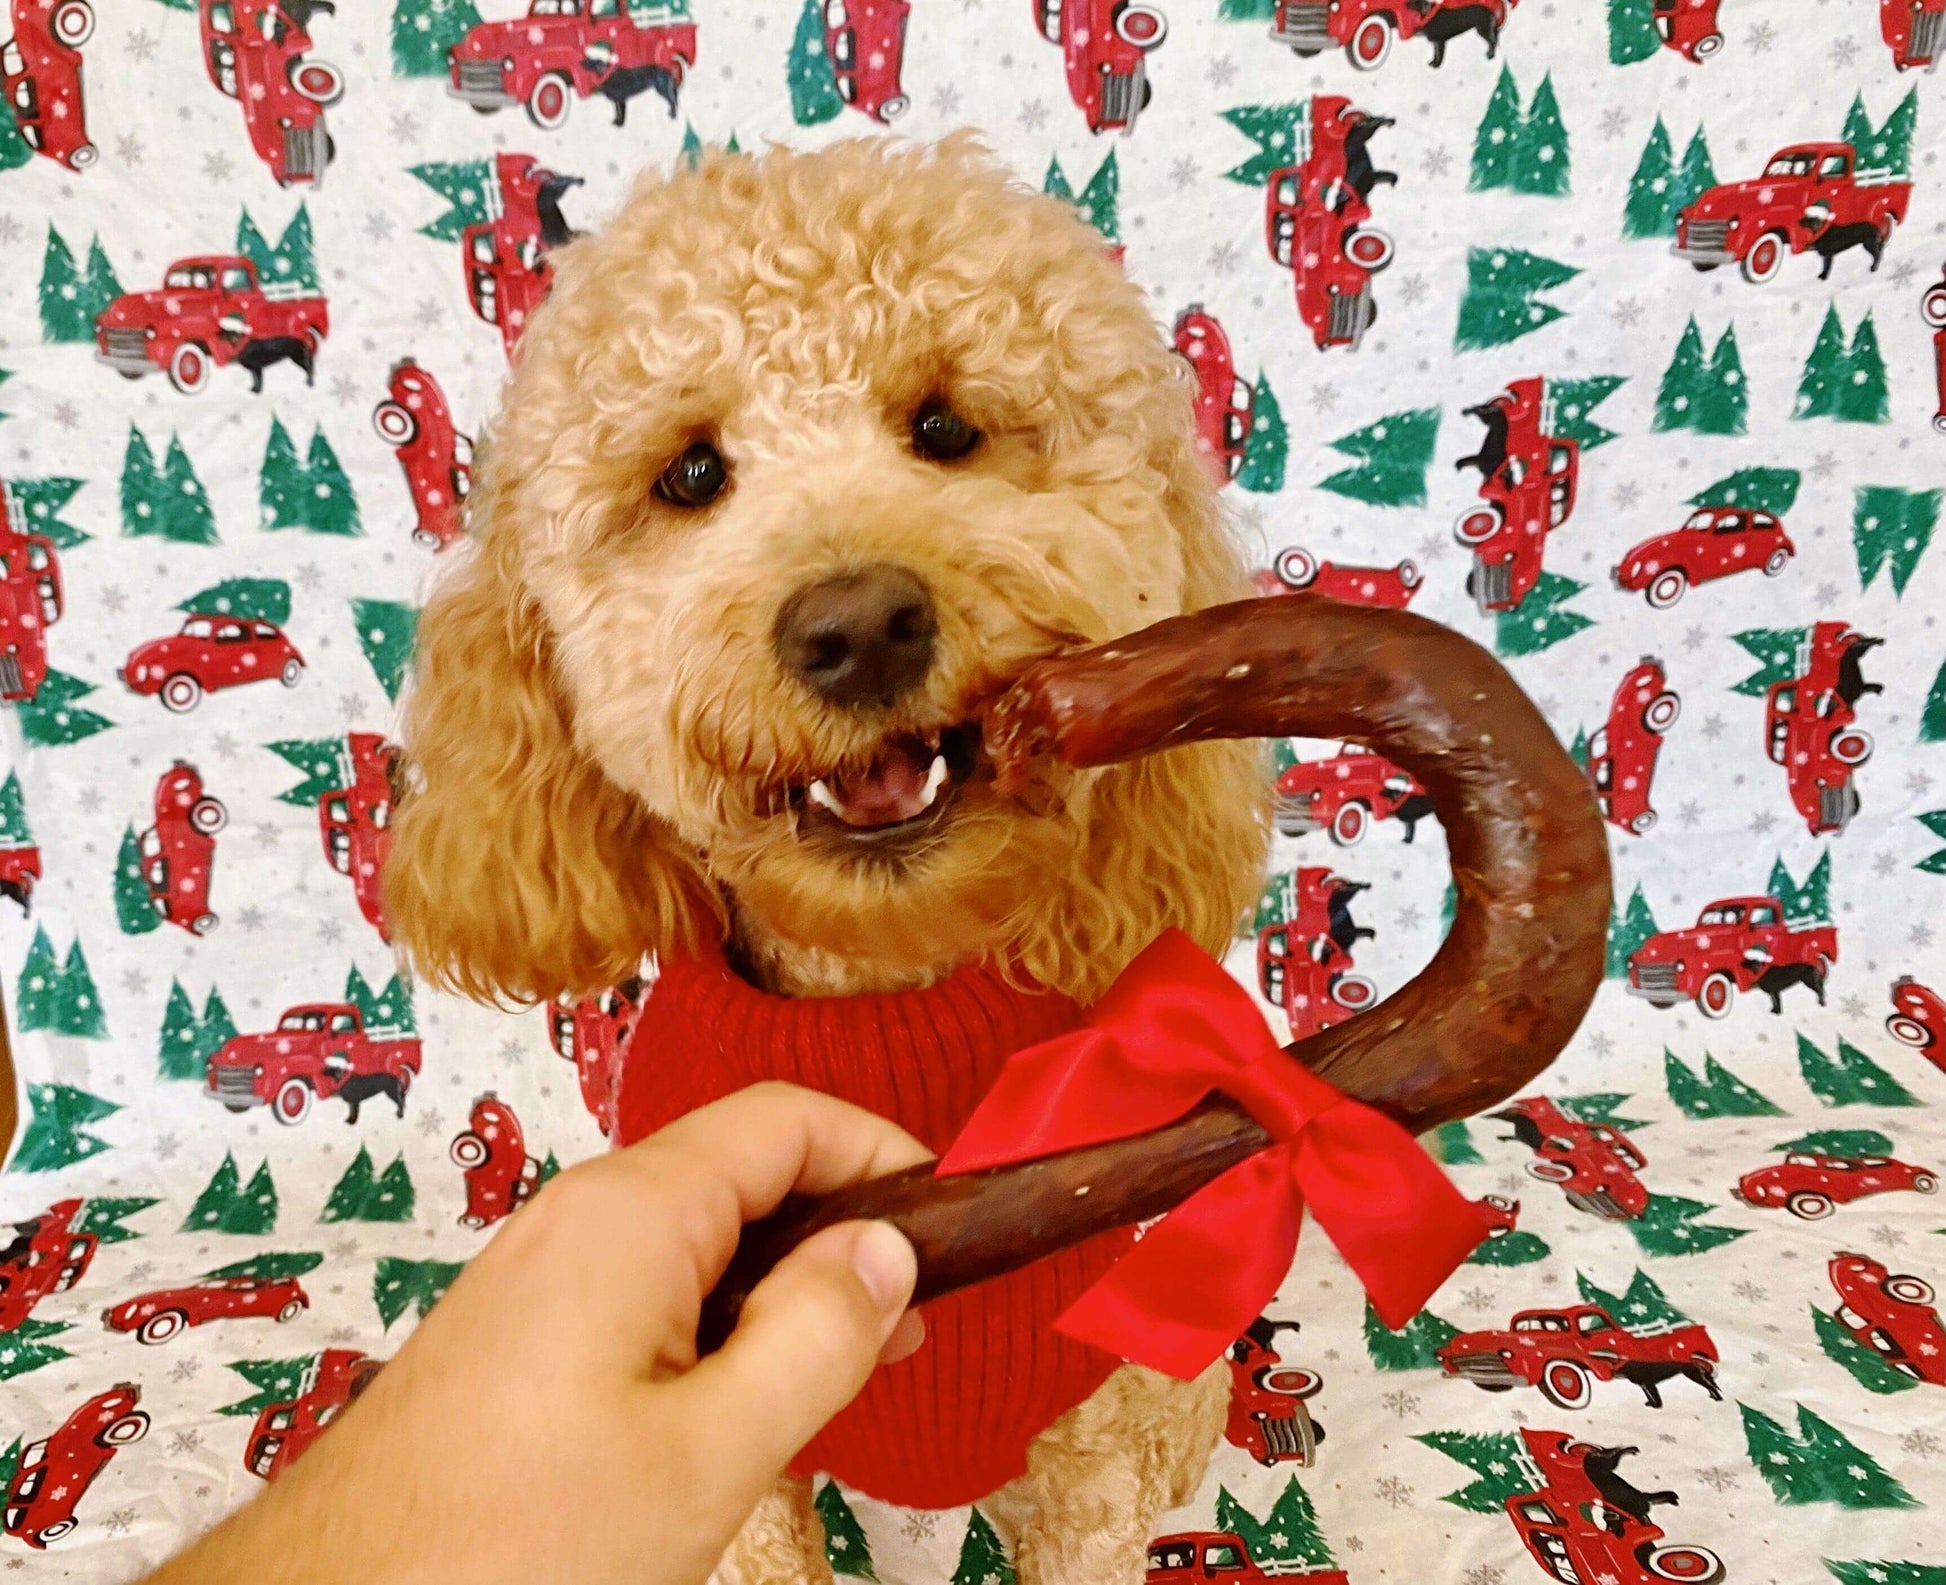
[825,738,937,827]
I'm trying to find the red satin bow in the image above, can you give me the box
[937,929,1493,1380]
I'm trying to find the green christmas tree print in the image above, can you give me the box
[1826,1564,1944,1585]
[816,1481,877,1579]
[1731,628,1811,697]
[1431,1120,1484,1165]
[1214,1479,1335,1567]
[14,930,107,1036]
[114,825,162,936]
[347,967,417,1034]
[15,669,115,747]
[1691,467,1800,516]
[375,1257,465,1329]
[352,599,419,701]
[391,0,482,75]
[14,926,60,1028]
[1739,1401,1916,1508]
[1495,572,1594,657]
[205,1252,325,1283]
[0,1318,73,1381]
[270,738,352,806]
[1606,0,1659,62]
[71,1197,157,1245]
[1675,128,1717,210]
[177,578,293,627]
[1362,1300,1460,1370]
[12,1083,120,1171]
[182,1154,280,1235]
[1768,851,1832,922]
[1545,376,1626,451]
[1513,76,1569,196]
[1664,1051,1784,1118]
[1575,1268,1693,1330]
[412,160,496,241]
[261,417,361,535]
[1624,1195,1747,1256]
[1219,103,1311,187]
[1922,662,1946,745]
[1247,871,1294,938]
[38,227,121,342]
[1812,1306,1920,1395]
[0,99,34,171]
[1774,1127,1895,1158]
[156,980,237,1081]
[1217,0,1278,16]
[787,0,844,125]
[0,771,32,847]
[1623,119,1677,236]
[1568,726,1589,769]
[1654,318,1745,434]
[237,205,320,294]
[1045,152,1120,242]
[1918,809,1946,873]
[1840,88,1918,176]
[10,477,88,548]
[1558,1093,1651,1132]
[1606,884,1659,978]
[1470,69,1522,192]
[121,427,219,543]
[1795,308,1888,424]
[951,1509,1015,1585]
[1794,1034,1917,1109]
[1315,408,1439,507]
[1852,487,1938,596]
[1236,373,1287,493]
[1467,1227,1550,1266]
[1455,248,1579,351]
[217,1355,321,1417]
[1415,1429,1535,1512]
[322,1146,418,1223]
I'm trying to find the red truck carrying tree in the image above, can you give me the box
[1438,1304,1721,1410]
[1673,140,1910,285]
[1627,894,1835,1019]
[0,480,66,703]
[205,982,420,1125]
[95,254,329,395]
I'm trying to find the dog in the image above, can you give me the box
[1754,959,1827,1015]
[1835,634,1883,709]
[235,335,315,395]
[1340,114,1398,208]
[1407,0,1501,66]
[534,173,585,252]
[1455,399,1510,480]
[333,1070,408,1124]
[386,136,1270,1585]
[1617,1357,1723,1410]
[1582,1446,1680,1533]
[280,0,332,30]
[1805,215,1885,280]
[583,47,681,125]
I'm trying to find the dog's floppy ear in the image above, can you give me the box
[384,521,712,1006]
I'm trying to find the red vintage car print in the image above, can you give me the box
[1225,1318,1324,1466]
[3,1383,148,1550]
[245,1349,380,1481]
[1828,1252,1944,1386]
[1735,1150,1937,1220]
[1274,744,1431,845]
[1255,868,1377,1041]
[198,0,342,187]
[1505,1432,1724,1585]
[139,761,226,935]
[1455,378,1577,613]
[1673,141,1911,285]
[1627,894,1836,1019]
[95,254,330,395]
[373,360,472,551]
[451,1092,543,1228]
[1491,1097,1649,1221]
[1254,548,1422,608]
[0,841,39,912]
[205,1001,421,1124]
[825,0,909,122]
[1149,1531,1346,1585]
[0,482,64,702]
[319,733,397,941]
[0,1198,97,1331]
[1033,0,1166,134]
[1887,976,1945,1071]
[1174,306,1252,486]
[2,0,96,170]
[549,978,644,1136]
[1268,0,1516,69]
[1589,658,1680,836]
[1439,1305,1720,1410]
[1613,506,1794,609]
[102,1275,307,1345]
[1764,621,1880,836]
[1654,0,1722,60]
[1922,267,1946,433]
[464,153,580,358]
[121,612,305,713]
[1882,0,1943,67]
[448,0,695,131]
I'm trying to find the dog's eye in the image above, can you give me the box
[912,400,982,462]
[655,441,728,508]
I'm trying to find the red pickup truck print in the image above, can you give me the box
[1764,621,1880,837]
[1490,1097,1649,1221]
[1254,548,1422,608]
[448,0,695,131]
[1654,0,1722,59]
[1673,141,1911,285]
[1627,894,1835,1019]
[1439,1305,1721,1410]
[1922,266,1946,433]
[1274,744,1431,846]
[205,1002,421,1125]
[1454,378,1577,613]
[1614,506,1794,610]
[0,481,65,703]
[318,734,397,942]
[1505,1432,1724,1585]
[2,0,96,169]
[245,1349,380,1481]
[1267,0,1515,69]
[198,0,342,186]
[1033,0,1166,134]
[1149,1531,1347,1585]
[549,979,644,1136]
[451,1093,544,1227]
[1174,306,1252,486]
[1828,1252,1944,1386]
[121,611,305,713]
[1225,1318,1324,1466]
[1256,868,1377,1041]
[96,254,329,395]
[1882,0,1943,67]
[1735,1150,1937,1220]
[4,1383,148,1549]
[102,1275,307,1345]
[1887,976,1944,1070]
[826,0,909,121]
[464,153,581,358]
[139,761,226,935]
[1589,658,1680,837]
[374,360,473,551]
[1265,99,1395,351]
[0,840,38,912]
[0,1199,97,1331]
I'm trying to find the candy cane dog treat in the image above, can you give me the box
[697,595,1610,1352]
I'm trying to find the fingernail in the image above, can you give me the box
[850,1220,917,1314]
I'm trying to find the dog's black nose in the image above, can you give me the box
[775,564,937,708]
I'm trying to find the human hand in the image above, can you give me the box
[143,1082,930,1585]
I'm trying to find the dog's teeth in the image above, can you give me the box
[915,753,950,810]
[806,779,846,817]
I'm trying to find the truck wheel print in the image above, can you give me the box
[1455,503,1503,545]
[1273,546,1319,589]
[1526,1159,1574,1183]
[1255,1364,1323,1397]
[1830,728,1873,765]
[1696,971,1735,1019]
[160,674,203,713]
[1741,231,1787,284]
[1349,13,1393,68]
[1642,1544,1726,1585]
[1329,800,1370,846]
[1329,972,1377,1009]
[273,1077,314,1125]
[287,57,345,106]
[168,342,211,395]
[1345,226,1395,270]
[527,71,573,131]
[136,1309,187,1345]
[1114,4,1168,46]
[1538,1358,1594,1410]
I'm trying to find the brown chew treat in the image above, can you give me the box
[697,596,1611,1353]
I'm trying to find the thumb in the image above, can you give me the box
[667,1219,918,1494]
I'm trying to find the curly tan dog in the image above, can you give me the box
[386,135,1271,1584]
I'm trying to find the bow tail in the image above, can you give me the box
[1053,1150,1303,1380]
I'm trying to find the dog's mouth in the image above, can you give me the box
[786,721,983,848]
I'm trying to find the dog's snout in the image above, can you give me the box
[775,564,937,708]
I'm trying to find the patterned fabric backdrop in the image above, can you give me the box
[0,0,1940,1579]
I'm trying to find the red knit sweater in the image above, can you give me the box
[613,941,1136,1509]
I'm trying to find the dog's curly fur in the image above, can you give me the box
[387,135,1271,1582]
